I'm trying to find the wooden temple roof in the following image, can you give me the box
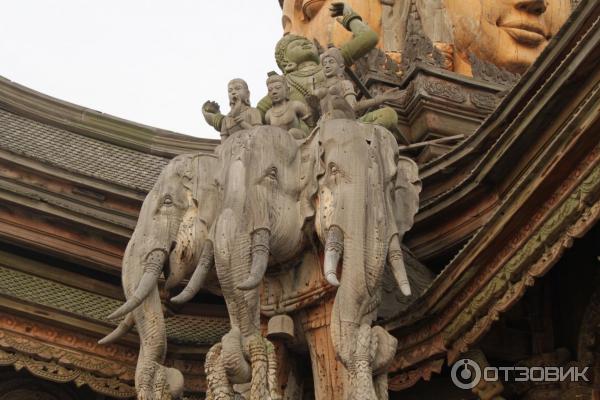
[0,74,221,398]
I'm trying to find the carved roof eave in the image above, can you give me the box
[419,1,597,183]
[380,3,600,389]
[408,1,600,260]
[0,313,208,398]
[0,76,218,159]
[0,252,229,396]
[387,154,599,388]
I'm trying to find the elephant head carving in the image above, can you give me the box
[313,119,420,399]
[168,121,420,400]
[100,153,219,400]
[172,126,319,396]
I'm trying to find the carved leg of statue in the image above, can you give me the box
[358,107,399,132]
[373,374,389,400]
[265,340,281,400]
[134,291,184,400]
[289,128,309,140]
[349,324,378,400]
[247,333,281,400]
[205,343,235,400]
[371,326,398,400]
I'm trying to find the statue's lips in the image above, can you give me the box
[500,22,547,46]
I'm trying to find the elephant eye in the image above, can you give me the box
[265,166,278,181]
[329,162,340,175]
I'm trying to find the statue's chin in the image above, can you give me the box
[494,50,540,75]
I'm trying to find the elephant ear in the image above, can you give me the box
[298,129,324,222]
[166,198,204,290]
[395,156,421,235]
[165,154,207,290]
[373,125,400,184]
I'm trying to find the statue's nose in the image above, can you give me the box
[515,0,548,15]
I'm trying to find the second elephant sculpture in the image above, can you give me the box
[173,125,320,399]
[314,119,417,399]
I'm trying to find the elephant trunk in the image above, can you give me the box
[324,225,343,287]
[170,241,215,305]
[221,328,252,384]
[237,228,270,290]
[388,234,411,296]
[109,249,167,320]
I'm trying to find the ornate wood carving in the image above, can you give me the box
[387,150,600,384]
[469,54,521,87]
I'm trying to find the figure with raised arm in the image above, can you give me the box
[202,78,262,141]
[315,46,403,129]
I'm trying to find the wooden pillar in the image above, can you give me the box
[300,294,346,400]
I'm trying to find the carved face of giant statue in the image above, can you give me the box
[280,0,571,75]
[445,0,572,74]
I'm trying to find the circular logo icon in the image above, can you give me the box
[451,359,482,390]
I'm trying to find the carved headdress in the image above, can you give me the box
[320,47,345,76]
[275,34,320,73]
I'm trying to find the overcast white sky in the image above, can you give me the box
[0,1,283,139]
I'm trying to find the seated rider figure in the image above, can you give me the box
[256,2,400,132]
[265,73,314,139]
[202,78,262,142]
[315,47,402,130]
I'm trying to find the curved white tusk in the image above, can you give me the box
[388,235,411,296]
[170,241,214,304]
[98,313,134,345]
[324,226,343,287]
[237,229,270,290]
[108,251,165,320]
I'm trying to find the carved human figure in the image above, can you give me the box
[281,0,383,54]
[265,73,313,139]
[315,46,402,129]
[257,2,379,116]
[203,78,262,141]
[280,0,572,76]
